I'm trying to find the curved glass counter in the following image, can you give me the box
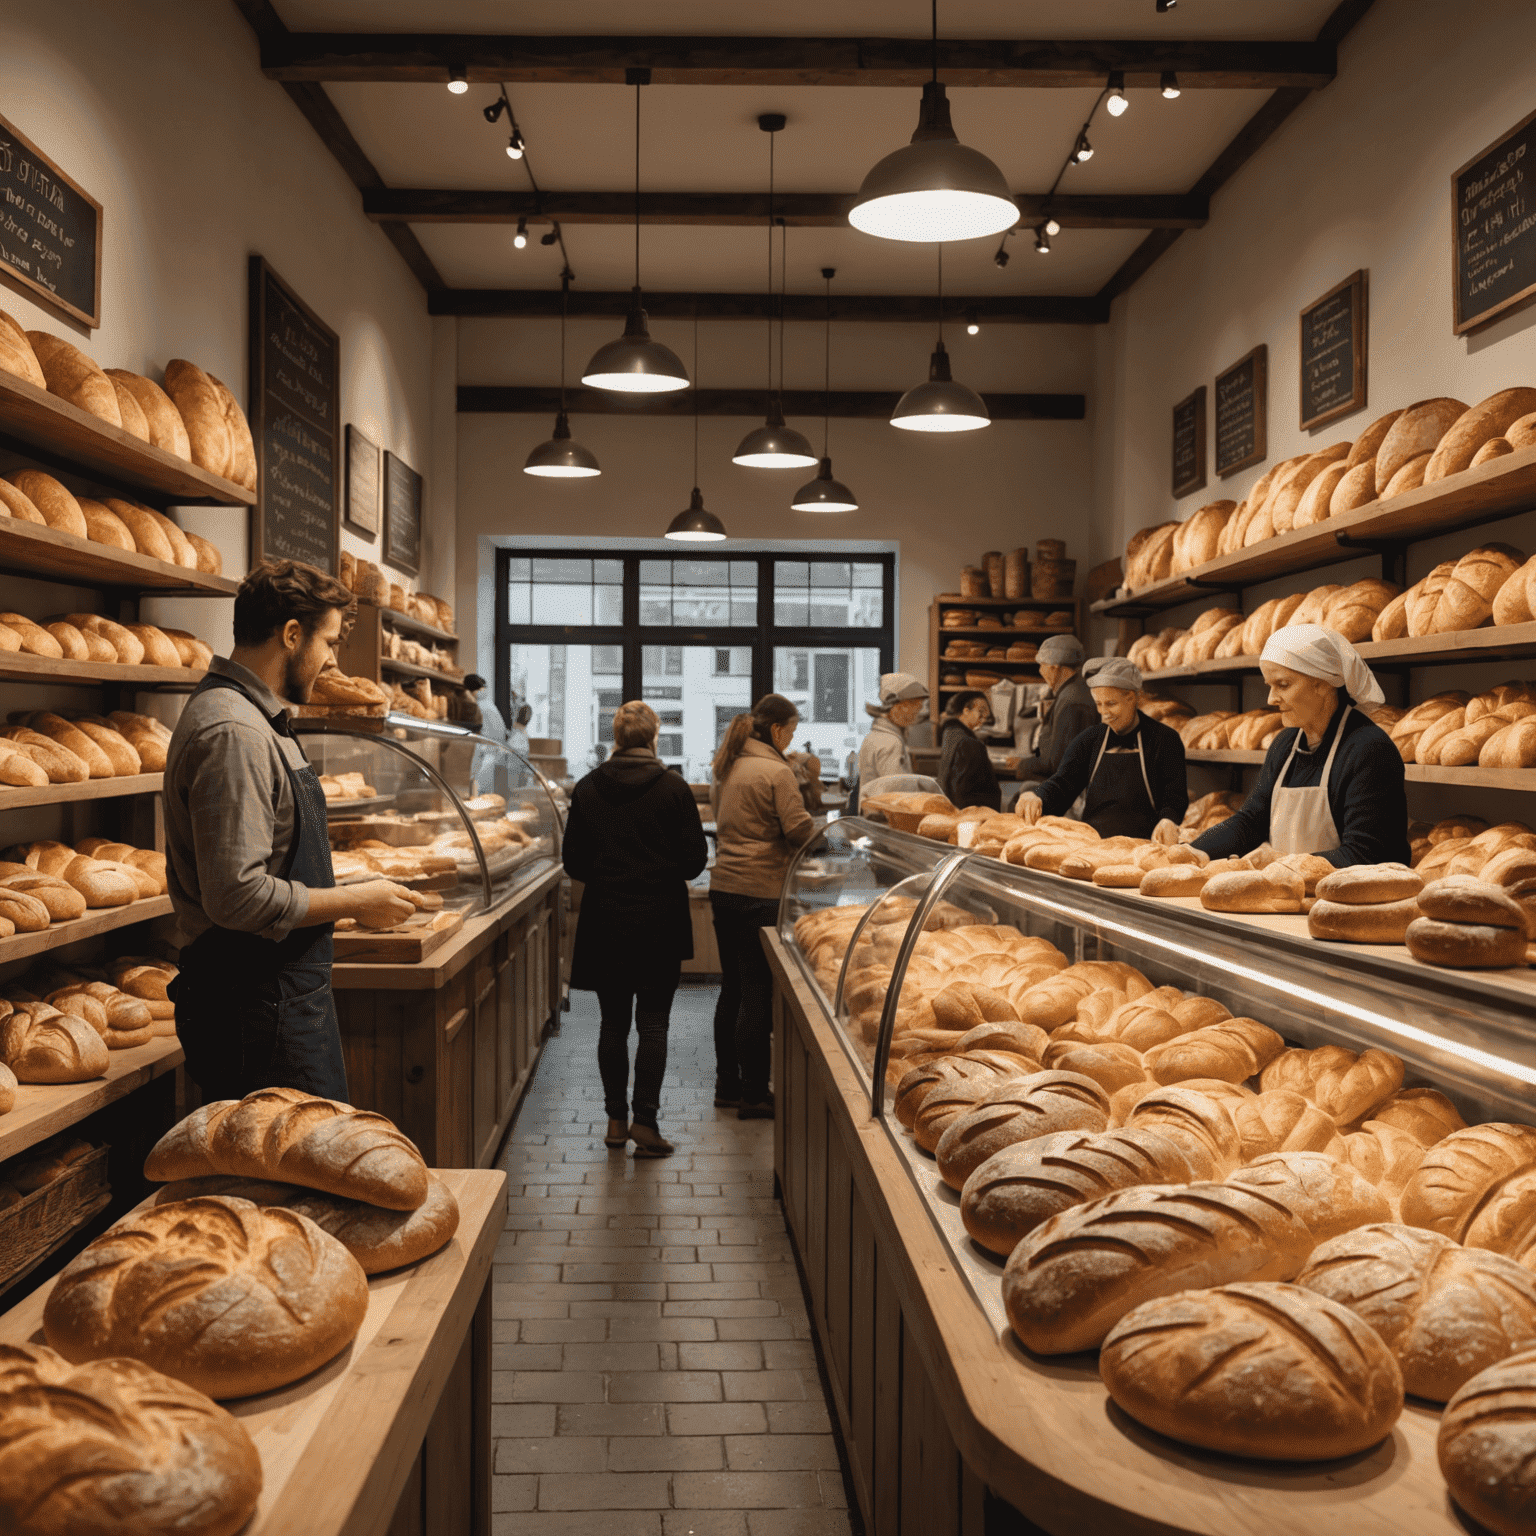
[293,718,563,916]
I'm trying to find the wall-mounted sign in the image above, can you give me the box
[345,424,380,537]
[1215,344,1268,479]
[1453,108,1536,335]
[1172,385,1207,499]
[0,111,102,329]
[248,256,340,575]
[383,450,422,577]
[1300,269,1367,430]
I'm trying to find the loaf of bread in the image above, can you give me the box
[206,373,257,490]
[1424,388,1536,482]
[0,1342,262,1536]
[1100,1281,1403,1458]
[910,1054,1056,1153]
[0,308,46,387]
[162,360,232,480]
[145,1087,430,1209]
[1002,1181,1315,1354]
[44,1195,368,1398]
[102,368,192,459]
[2,873,86,923]
[1374,397,1468,494]
[1260,1044,1404,1124]
[25,331,121,426]
[1229,1150,1391,1240]
[1142,1017,1284,1085]
[1344,1121,1431,1211]
[933,1071,1111,1189]
[0,1002,109,1082]
[1406,915,1528,969]
[1399,1124,1536,1264]
[1308,895,1420,943]
[1439,1347,1536,1536]
[1200,865,1305,913]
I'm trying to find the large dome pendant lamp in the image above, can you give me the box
[523,269,601,477]
[665,312,728,542]
[891,245,989,433]
[792,269,858,513]
[848,0,1016,243]
[733,116,816,470]
[582,71,690,393]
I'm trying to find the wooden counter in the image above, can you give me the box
[768,930,1483,1536]
[0,1166,505,1536]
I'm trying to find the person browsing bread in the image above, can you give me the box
[1192,624,1408,868]
[852,672,928,809]
[937,691,1001,811]
[1016,657,1187,840]
[1010,634,1095,798]
[165,560,416,1104]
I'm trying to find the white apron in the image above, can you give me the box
[1269,705,1352,856]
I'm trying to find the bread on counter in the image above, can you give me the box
[1440,1348,1536,1536]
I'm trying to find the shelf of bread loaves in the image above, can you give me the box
[0,309,256,506]
[1098,388,1536,617]
[339,556,456,636]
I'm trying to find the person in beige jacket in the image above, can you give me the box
[709,693,817,1118]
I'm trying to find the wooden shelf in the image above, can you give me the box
[378,607,459,646]
[0,518,237,595]
[0,368,255,508]
[1186,747,1536,789]
[0,773,162,813]
[1093,443,1536,618]
[0,653,203,690]
[382,656,463,685]
[936,593,1073,607]
[0,895,172,967]
[0,1035,182,1163]
[939,626,1071,638]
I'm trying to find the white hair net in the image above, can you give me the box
[1260,623,1385,706]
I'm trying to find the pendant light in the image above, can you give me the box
[582,74,690,393]
[665,312,727,541]
[733,117,816,469]
[891,245,989,433]
[848,0,1016,243]
[792,270,858,513]
[524,270,601,478]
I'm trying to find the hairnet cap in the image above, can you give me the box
[1083,656,1144,692]
[1035,634,1085,667]
[877,672,928,707]
[1260,623,1385,706]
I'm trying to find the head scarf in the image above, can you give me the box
[1082,656,1143,692]
[1036,634,1086,667]
[865,671,928,717]
[1260,623,1385,706]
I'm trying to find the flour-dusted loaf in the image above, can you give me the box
[0,1001,109,1082]
[932,1070,1111,1189]
[1100,1281,1404,1459]
[144,1087,431,1210]
[44,1195,369,1398]
[1439,1347,1536,1536]
[1259,1044,1404,1124]
[1400,1124,1536,1267]
[0,1343,262,1536]
[1229,1150,1391,1241]
[1001,1181,1315,1354]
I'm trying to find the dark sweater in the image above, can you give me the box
[1015,670,1096,782]
[1035,711,1189,837]
[938,718,1001,811]
[1193,703,1408,868]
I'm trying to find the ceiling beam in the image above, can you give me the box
[430,290,1110,324]
[364,188,1207,232]
[261,36,1335,90]
[459,386,1085,420]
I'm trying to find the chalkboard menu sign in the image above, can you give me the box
[1300,269,1367,430]
[1215,345,1267,479]
[383,451,422,577]
[0,111,102,329]
[248,257,339,576]
[1172,385,1207,499]
[1453,109,1536,334]
[345,425,380,537]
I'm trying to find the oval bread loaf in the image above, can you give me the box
[1259,1044,1404,1124]
[1400,1124,1536,1250]
[5,470,86,537]
[1229,1150,1391,1241]
[163,360,233,479]
[1308,895,1421,943]
[0,478,45,525]
[0,308,46,387]
[25,331,121,426]
[1406,915,1528,968]
[1376,397,1470,494]
[933,1071,1111,1189]
[0,1003,109,1082]
[1439,1347,1536,1536]
[1425,388,1536,483]
[104,368,192,459]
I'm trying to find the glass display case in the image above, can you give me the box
[293,718,563,917]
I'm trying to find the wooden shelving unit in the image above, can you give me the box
[0,518,237,595]
[929,592,1084,701]
[379,606,458,646]
[0,895,172,966]
[0,773,162,813]
[0,653,204,690]
[1185,746,1535,790]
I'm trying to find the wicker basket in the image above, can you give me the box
[0,1144,112,1292]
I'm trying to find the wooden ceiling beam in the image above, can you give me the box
[364,188,1207,231]
[459,386,1085,420]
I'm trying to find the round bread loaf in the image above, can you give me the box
[1314,863,1424,905]
[44,1196,369,1398]
[0,1003,109,1082]
[933,1071,1111,1189]
[930,980,1019,1032]
[1101,1281,1403,1459]
[950,1019,1048,1060]
[1400,1124,1536,1249]
[894,1051,1031,1132]
[1417,874,1526,927]
[1297,1222,1536,1401]
[1308,895,1421,944]
[1229,1150,1391,1241]
[1369,1087,1466,1146]
[1002,1182,1315,1354]
[1440,1347,1536,1535]
[0,1343,262,1536]
[1406,915,1528,969]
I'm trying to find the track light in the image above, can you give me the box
[1107,72,1129,116]
[1045,217,1061,237]
[993,247,1009,269]
[1161,71,1181,99]
[540,229,559,246]
[483,98,507,124]
[965,310,979,336]
[1035,226,1050,254]
[447,65,468,95]
[1156,0,1177,11]
[506,126,525,160]
[1072,131,1094,164]
[514,217,528,250]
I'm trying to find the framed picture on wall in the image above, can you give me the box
[382,449,422,576]
[345,424,380,537]
[1214,345,1267,479]
[1172,386,1207,499]
[1299,270,1367,430]
[1452,108,1536,334]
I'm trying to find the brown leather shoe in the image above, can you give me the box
[604,1119,629,1148]
[629,1122,675,1158]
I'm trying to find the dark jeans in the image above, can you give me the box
[595,959,681,1127]
[710,892,780,1104]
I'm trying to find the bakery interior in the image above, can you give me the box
[4,1,1536,1533]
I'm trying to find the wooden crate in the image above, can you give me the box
[0,1143,112,1292]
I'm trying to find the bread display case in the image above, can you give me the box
[767,814,1536,1536]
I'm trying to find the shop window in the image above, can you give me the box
[506,555,623,627]
[593,645,622,675]
[713,646,751,676]
[657,733,683,757]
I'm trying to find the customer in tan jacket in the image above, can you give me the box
[709,693,817,1118]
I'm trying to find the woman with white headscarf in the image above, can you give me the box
[1192,623,1408,867]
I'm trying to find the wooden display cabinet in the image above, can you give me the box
[336,600,464,711]
[929,593,1087,710]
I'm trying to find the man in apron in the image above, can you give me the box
[164,559,417,1104]
[1193,624,1408,867]
[1015,657,1188,839]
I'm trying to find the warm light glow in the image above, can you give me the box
[1072,133,1094,164]
[514,217,528,250]
[849,188,1020,244]
[664,527,727,542]
[735,451,818,469]
[524,463,600,479]
[507,128,525,159]
[792,493,859,512]
[1045,218,1061,236]
[1035,228,1051,254]
[447,67,469,94]
[1161,71,1181,99]
[580,370,690,393]
[891,412,989,433]
[966,321,979,335]
[1107,91,1128,117]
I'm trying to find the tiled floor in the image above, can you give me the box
[494,980,855,1536]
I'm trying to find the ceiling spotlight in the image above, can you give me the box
[965,310,979,336]
[1045,217,1061,236]
[483,98,507,124]
[506,126,525,160]
[994,247,1009,269]
[1161,71,1181,99]
[514,216,528,250]
[540,229,559,246]
[1156,0,1177,11]
[1072,132,1094,164]
[447,65,468,95]
[1035,226,1051,254]
[1107,72,1129,117]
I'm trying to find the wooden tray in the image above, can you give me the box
[0,1142,111,1292]
[332,910,464,964]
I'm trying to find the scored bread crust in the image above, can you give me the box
[932,1071,1111,1189]
[1259,1044,1404,1124]
[1439,1347,1536,1536]
[1228,1150,1391,1241]
[1400,1124,1536,1245]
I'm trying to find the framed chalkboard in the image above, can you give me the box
[383,450,422,576]
[0,111,102,329]
[248,256,340,576]
[1453,109,1536,335]
[1172,385,1206,499]
[345,424,380,537]
[1300,269,1367,430]
[1215,345,1267,479]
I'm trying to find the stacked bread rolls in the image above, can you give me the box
[293,664,389,720]
[1389,683,1536,768]
[0,711,171,786]
[337,552,455,634]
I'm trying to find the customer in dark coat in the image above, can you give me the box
[937,691,1001,810]
[563,700,708,1157]
[1012,634,1096,792]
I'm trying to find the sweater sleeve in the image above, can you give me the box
[1149,723,1189,826]
[1322,729,1409,868]
[1033,725,1100,817]
[1192,740,1283,859]
[773,765,818,849]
